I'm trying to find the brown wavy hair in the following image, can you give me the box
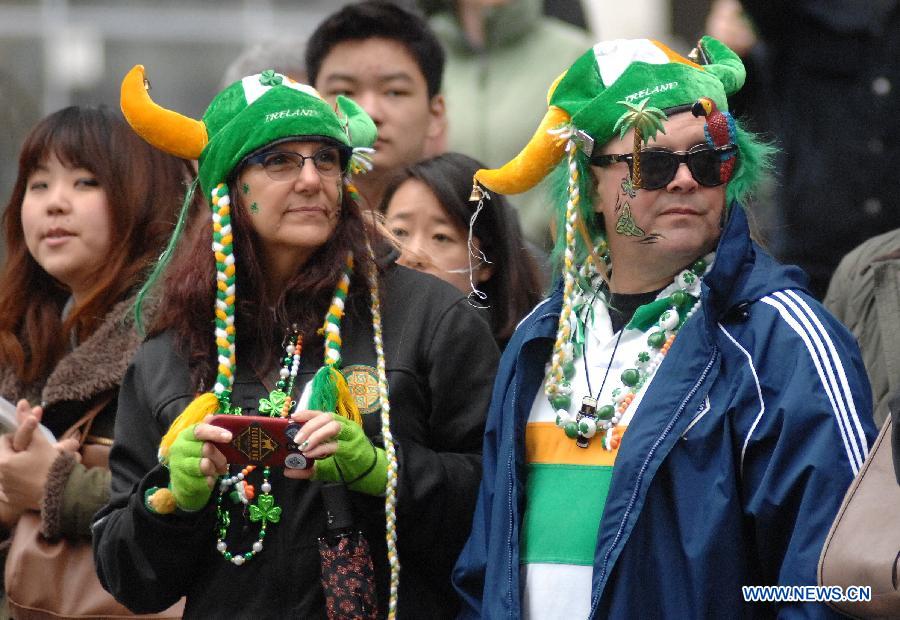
[149,167,383,388]
[0,105,193,385]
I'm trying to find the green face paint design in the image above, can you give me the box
[242,183,250,195]
[250,202,259,214]
[612,176,645,237]
[615,203,645,237]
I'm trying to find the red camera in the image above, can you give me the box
[208,415,313,469]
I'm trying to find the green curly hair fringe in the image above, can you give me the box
[132,177,200,336]
[544,116,777,277]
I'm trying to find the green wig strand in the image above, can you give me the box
[133,176,199,335]
[725,118,778,208]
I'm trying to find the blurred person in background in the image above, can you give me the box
[825,229,900,429]
[427,0,590,250]
[306,1,447,210]
[220,39,308,90]
[380,152,545,350]
[738,0,900,299]
[0,105,191,616]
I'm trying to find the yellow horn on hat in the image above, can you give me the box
[474,104,571,195]
[120,65,208,160]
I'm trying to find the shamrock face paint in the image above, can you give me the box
[236,140,341,268]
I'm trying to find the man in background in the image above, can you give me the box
[306,1,447,209]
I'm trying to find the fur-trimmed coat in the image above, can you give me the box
[0,295,147,539]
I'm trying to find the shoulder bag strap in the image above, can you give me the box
[60,393,115,448]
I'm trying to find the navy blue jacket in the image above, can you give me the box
[452,206,876,619]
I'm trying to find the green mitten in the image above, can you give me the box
[313,415,387,495]
[167,424,213,511]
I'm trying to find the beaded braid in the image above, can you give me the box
[211,183,237,398]
[544,133,582,408]
[365,240,400,618]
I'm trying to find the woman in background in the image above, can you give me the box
[0,105,190,616]
[381,152,544,349]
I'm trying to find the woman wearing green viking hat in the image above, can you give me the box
[92,67,498,619]
[453,37,876,618]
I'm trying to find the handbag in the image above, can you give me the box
[4,397,185,619]
[317,483,378,620]
[818,415,900,619]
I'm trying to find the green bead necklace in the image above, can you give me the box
[550,252,714,449]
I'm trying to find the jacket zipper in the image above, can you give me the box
[589,347,719,617]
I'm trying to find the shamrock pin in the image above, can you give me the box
[249,494,282,524]
[259,70,283,87]
[258,389,287,415]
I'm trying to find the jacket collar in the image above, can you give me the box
[0,293,152,407]
[701,204,808,329]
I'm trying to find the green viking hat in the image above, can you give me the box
[120,65,377,198]
[474,36,745,194]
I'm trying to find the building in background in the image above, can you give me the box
[0,0,353,260]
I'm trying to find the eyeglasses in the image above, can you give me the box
[591,144,736,190]
[244,147,346,181]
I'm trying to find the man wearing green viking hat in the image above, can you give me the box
[454,36,876,618]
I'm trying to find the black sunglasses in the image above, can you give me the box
[591,144,736,190]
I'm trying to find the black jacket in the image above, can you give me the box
[92,264,499,619]
[742,0,900,298]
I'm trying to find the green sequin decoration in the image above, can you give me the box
[258,69,283,87]
[258,389,287,416]
[249,494,282,524]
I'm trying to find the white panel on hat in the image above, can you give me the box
[240,73,322,105]
[592,39,669,88]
